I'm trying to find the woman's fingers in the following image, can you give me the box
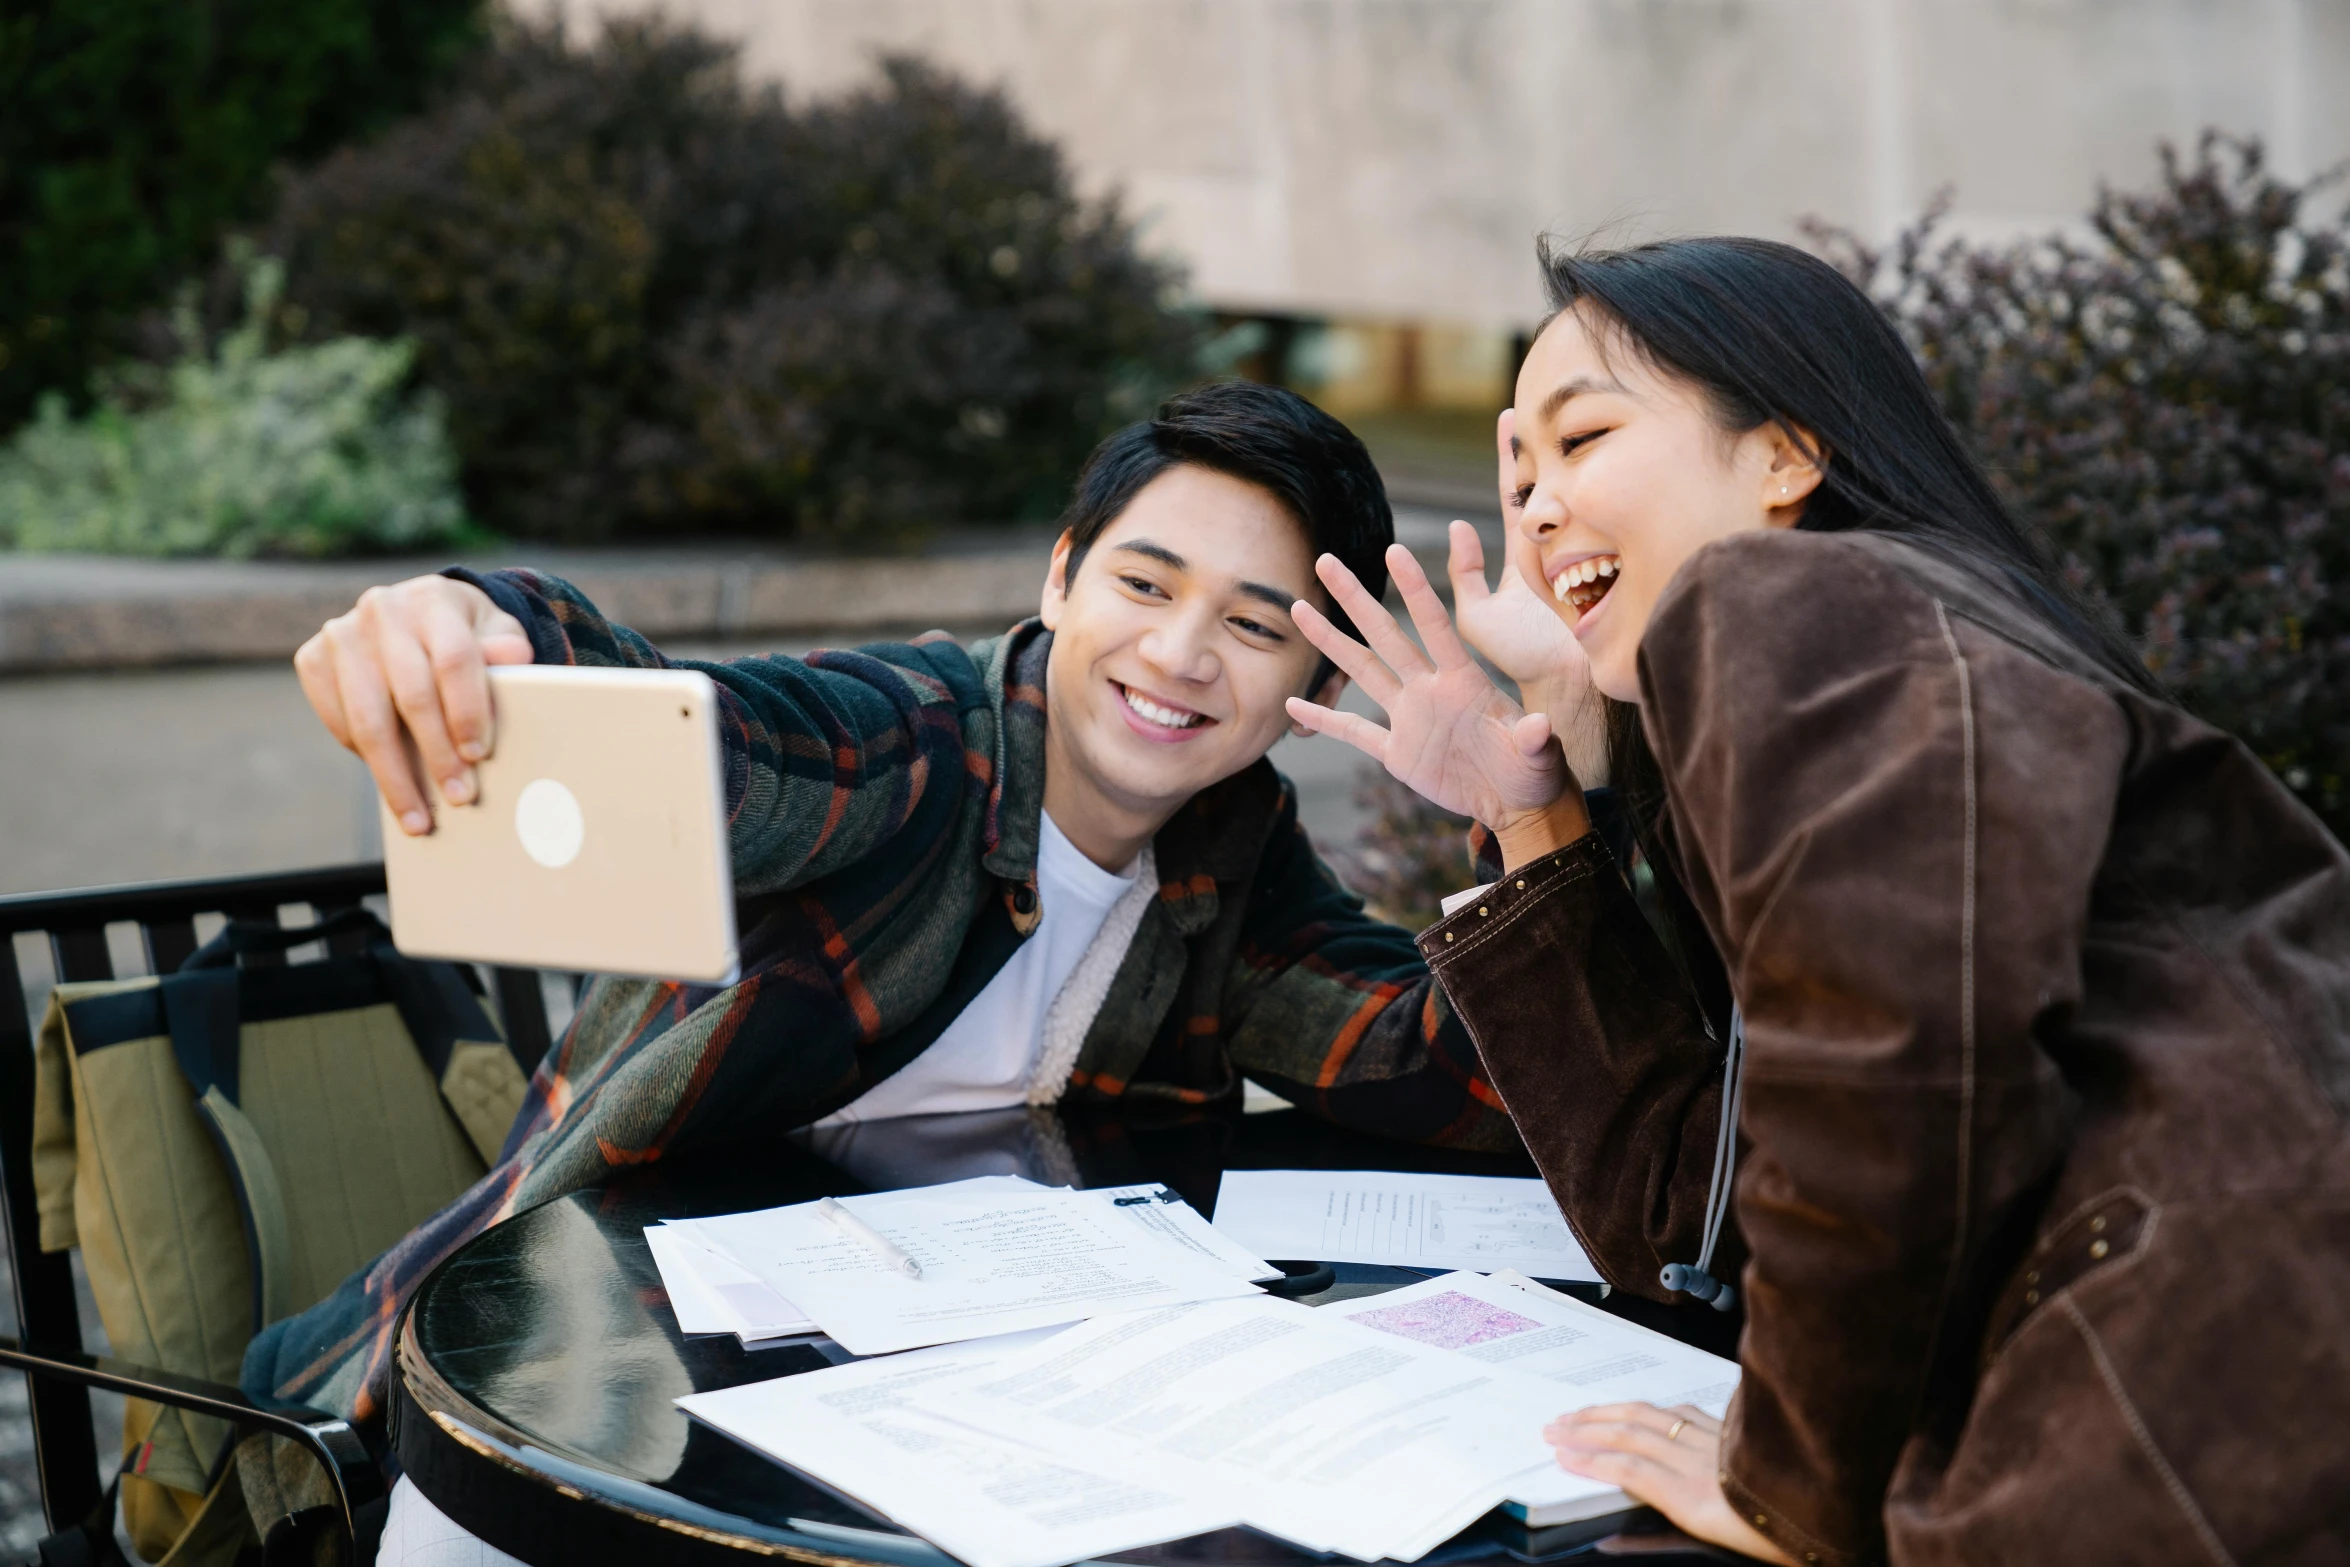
[1665,1405,1722,1438]
[1511,711,1557,758]
[1545,1413,1699,1470]
[1546,1442,1685,1501]
[1547,1401,1685,1434]
[1283,698,1390,765]
[1316,553,1430,680]
[1292,598,1401,706]
[1447,520,1492,609]
[1496,408,1519,514]
[1387,544,1476,672]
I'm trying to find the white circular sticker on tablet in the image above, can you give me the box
[514,778,585,868]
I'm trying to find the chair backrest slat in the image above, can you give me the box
[145,918,200,977]
[220,902,287,967]
[50,926,115,984]
[314,898,373,958]
[493,967,555,1079]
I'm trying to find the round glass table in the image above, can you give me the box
[391,1105,1737,1566]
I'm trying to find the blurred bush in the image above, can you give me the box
[1819,135,2350,838]
[0,252,467,558]
[0,0,486,432]
[1337,771,1477,932]
[265,18,1199,546]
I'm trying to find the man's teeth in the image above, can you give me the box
[1552,556,1621,606]
[1124,687,1205,728]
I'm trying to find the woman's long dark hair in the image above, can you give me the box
[1536,235,2160,829]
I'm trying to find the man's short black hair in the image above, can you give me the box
[1059,381,1393,685]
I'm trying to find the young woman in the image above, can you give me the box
[1286,237,2349,1565]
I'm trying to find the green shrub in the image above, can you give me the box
[1817,135,2350,839]
[0,254,467,558]
[0,0,486,432]
[267,19,1200,546]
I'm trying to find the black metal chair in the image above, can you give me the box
[0,863,560,1564]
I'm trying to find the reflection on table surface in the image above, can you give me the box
[402,1103,1734,1565]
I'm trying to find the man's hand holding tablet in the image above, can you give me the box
[296,574,535,837]
[295,574,738,983]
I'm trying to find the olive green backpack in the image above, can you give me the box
[30,910,531,1563]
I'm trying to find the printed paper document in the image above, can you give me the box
[679,1331,1238,1567]
[1332,1270,1739,1525]
[685,1277,1741,1567]
[1091,1184,1279,1281]
[910,1295,1570,1562]
[678,1185,1264,1355]
[644,1224,817,1342]
[652,1179,1271,1350]
[1211,1170,1599,1280]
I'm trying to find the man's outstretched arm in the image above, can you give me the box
[293,568,983,895]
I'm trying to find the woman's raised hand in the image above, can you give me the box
[1286,543,1591,869]
[1448,411,1585,690]
[1450,409,1606,782]
[1446,517,1580,692]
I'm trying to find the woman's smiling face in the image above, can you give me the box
[1510,306,1822,702]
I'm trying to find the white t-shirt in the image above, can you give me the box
[814,811,1141,1125]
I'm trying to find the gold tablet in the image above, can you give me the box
[381,665,738,983]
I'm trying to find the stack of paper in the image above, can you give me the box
[645,1224,818,1346]
[1329,1269,1737,1526]
[1210,1169,1600,1281]
[681,1272,1740,1567]
[680,1330,1242,1567]
[647,1177,1278,1356]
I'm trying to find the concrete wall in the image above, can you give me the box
[515,0,2350,330]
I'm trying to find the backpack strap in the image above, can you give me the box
[160,967,240,1103]
[158,966,294,1333]
[177,906,386,970]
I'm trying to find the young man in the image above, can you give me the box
[258,385,1517,1552]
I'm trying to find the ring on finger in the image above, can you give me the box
[1664,1418,1688,1443]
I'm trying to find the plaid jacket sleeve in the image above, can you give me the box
[1219,781,1521,1150]
[452,568,981,896]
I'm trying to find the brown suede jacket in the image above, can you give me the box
[1421,529,2350,1566]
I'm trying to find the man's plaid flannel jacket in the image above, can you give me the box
[240,567,1515,1428]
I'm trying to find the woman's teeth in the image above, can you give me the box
[1123,686,1205,729]
[1553,555,1620,613]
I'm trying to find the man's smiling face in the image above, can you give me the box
[1039,463,1335,829]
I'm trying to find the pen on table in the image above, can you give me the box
[816,1196,924,1280]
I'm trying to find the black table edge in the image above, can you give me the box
[394,1303,950,1567]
